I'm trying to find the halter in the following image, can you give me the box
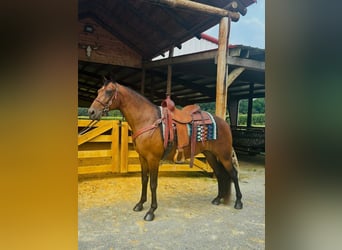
[95,82,118,115]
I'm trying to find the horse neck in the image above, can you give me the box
[116,85,159,132]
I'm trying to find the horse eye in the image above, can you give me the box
[105,89,113,96]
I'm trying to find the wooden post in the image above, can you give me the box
[215,17,229,120]
[120,122,128,173]
[247,83,254,127]
[111,120,120,173]
[228,98,239,126]
[147,0,240,21]
[226,67,244,123]
[166,47,174,96]
[141,67,146,95]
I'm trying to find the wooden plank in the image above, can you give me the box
[193,158,212,173]
[143,50,264,71]
[78,150,112,158]
[78,164,112,174]
[88,135,112,142]
[111,120,120,173]
[147,0,240,20]
[78,119,113,127]
[128,137,133,143]
[78,122,113,145]
[227,56,265,71]
[128,150,139,158]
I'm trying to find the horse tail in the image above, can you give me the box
[231,148,240,178]
[221,162,232,204]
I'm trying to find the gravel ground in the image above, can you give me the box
[78,154,265,250]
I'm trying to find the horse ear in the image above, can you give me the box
[102,74,116,85]
[103,75,108,83]
[109,73,116,83]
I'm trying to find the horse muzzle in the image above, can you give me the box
[88,107,102,121]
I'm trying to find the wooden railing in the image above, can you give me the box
[78,120,119,174]
[78,119,212,175]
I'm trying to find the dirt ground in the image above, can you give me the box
[78,154,265,250]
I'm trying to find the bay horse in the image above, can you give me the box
[88,80,243,221]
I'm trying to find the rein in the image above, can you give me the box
[78,119,99,135]
[79,83,119,136]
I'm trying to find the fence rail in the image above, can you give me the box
[78,119,212,175]
[78,120,119,174]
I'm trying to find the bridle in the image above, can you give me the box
[95,82,119,115]
[78,82,119,136]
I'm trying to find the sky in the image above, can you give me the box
[205,0,265,49]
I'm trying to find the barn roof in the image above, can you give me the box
[79,0,256,60]
[78,0,263,107]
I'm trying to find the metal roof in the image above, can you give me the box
[78,0,263,107]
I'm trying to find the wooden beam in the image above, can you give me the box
[143,50,264,71]
[146,69,215,99]
[228,56,265,71]
[247,83,254,127]
[227,67,245,87]
[215,17,229,120]
[166,47,174,96]
[148,0,240,21]
[141,68,146,95]
[144,50,217,68]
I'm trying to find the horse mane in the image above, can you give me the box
[101,74,156,107]
[120,83,157,107]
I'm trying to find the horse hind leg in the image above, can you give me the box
[203,151,231,205]
[231,165,243,209]
[221,156,243,209]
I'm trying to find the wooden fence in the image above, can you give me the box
[78,119,212,175]
[78,120,120,174]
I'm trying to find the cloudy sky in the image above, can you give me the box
[205,0,265,49]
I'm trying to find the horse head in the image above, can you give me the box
[88,80,119,120]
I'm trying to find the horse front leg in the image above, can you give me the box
[133,156,149,212]
[144,160,159,221]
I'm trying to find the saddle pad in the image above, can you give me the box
[187,112,217,141]
[159,107,216,143]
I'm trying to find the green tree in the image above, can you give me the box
[238,99,248,114]
[252,98,265,114]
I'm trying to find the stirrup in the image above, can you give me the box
[173,148,185,164]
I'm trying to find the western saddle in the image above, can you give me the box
[161,96,213,167]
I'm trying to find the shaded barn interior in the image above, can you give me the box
[78,0,264,153]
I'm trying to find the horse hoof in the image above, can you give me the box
[234,201,243,209]
[133,203,143,212]
[144,212,155,221]
[211,197,221,205]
